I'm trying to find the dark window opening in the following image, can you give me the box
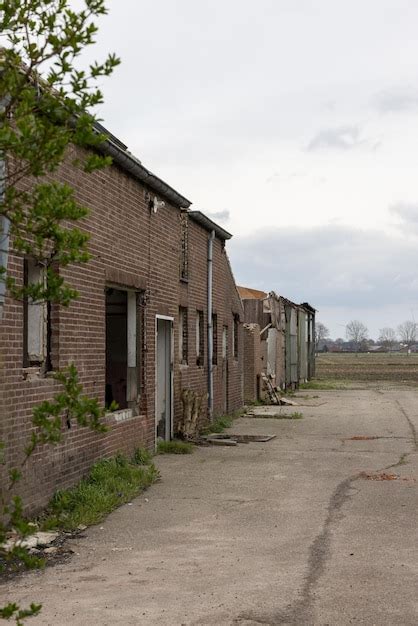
[106,288,128,410]
[196,310,204,366]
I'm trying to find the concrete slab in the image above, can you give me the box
[1,389,417,625]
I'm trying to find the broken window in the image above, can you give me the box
[196,310,204,366]
[23,258,51,370]
[105,288,142,411]
[179,306,188,364]
[180,211,189,281]
[212,313,218,365]
[232,314,239,359]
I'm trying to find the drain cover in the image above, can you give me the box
[206,434,276,443]
[230,434,276,443]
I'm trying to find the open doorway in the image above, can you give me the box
[106,288,128,410]
[156,317,173,441]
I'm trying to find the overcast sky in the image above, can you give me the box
[83,0,418,339]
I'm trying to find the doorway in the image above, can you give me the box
[156,317,173,441]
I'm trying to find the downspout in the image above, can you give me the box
[0,91,9,321]
[0,157,9,322]
[207,230,215,421]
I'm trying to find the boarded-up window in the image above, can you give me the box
[196,310,204,366]
[179,307,188,364]
[212,313,218,365]
[180,211,189,281]
[23,258,50,369]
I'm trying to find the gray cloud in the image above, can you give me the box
[205,210,230,223]
[390,202,418,226]
[374,87,418,113]
[228,224,418,323]
[306,125,363,152]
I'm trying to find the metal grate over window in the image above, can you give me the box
[179,306,188,364]
[212,313,218,365]
[180,211,189,281]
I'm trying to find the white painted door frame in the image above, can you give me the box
[155,315,174,445]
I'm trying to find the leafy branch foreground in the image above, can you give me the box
[0,0,120,621]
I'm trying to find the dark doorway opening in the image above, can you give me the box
[106,288,128,410]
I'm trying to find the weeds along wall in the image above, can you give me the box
[0,143,244,513]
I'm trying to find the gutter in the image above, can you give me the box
[100,137,192,209]
[189,211,232,241]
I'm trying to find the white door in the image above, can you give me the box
[156,318,173,441]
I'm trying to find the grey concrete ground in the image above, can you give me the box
[1,389,418,625]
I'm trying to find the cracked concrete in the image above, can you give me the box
[1,388,418,625]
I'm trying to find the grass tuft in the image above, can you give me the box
[132,447,154,465]
[203,415,234,434]
[157,440,194,455]
[289,411,303,419]
[39,451,159,531]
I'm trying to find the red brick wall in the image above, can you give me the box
[0,145,243,512]
[243,324,261,403]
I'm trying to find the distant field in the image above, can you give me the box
[315,352,418,385]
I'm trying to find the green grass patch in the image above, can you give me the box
[39,450,159,531]
[203,414,234,434]
[157,440,194,454]
[289,411,303,419]
[247,399,267,406]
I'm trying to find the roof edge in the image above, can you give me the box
[99,133,192,209]
[188,210,232,240]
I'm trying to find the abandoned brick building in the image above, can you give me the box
[0,128,244,511]
[238,287,315,403]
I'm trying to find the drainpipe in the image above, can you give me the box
[0,157,8,322]
[0,91,9,321]
[207,229,215,421]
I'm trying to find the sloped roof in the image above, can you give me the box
[237,286,268,300]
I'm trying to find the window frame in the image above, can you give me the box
[23,258,51,371]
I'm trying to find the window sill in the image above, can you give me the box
[105,408,137,423]
[22,367,52,382]
[180,277,189,284]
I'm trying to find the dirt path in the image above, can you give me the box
[1,389,418,625]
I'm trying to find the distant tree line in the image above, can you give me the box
[315,319,418,352]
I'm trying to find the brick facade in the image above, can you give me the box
[0,143,244,513]
[243,323,262,404]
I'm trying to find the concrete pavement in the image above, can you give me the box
[1,389,418,625]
